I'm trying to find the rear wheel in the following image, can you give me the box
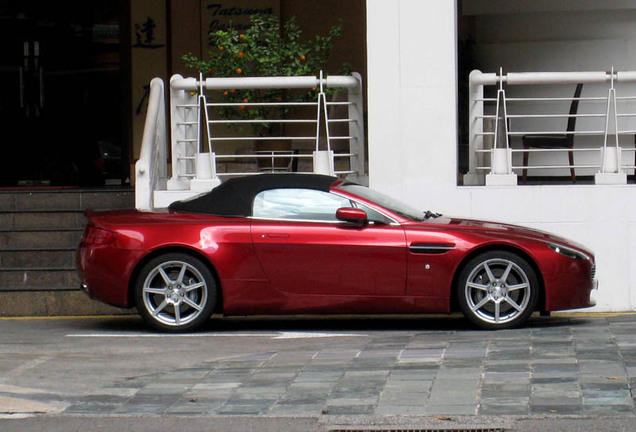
[457,251,539,330]
[134,253,217,332]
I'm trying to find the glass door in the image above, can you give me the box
[0,0,127,187]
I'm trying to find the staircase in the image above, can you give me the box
[0,189,134,316]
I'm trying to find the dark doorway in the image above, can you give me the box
[0,0,128,187]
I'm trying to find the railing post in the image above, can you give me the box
[486,71,517,186]
[313,72,335,176]
[347,72,366,183]
[596,70,627,184]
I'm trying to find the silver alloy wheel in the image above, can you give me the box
[464,257,531,325]
[141,260,208,327]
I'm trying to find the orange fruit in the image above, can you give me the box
[236,68,242,74]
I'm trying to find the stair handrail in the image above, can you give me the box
[135,78,168,210]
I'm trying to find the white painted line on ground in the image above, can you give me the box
[271,332,362,339]
[66,332,365,339]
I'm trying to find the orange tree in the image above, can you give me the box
[182,14,346,136]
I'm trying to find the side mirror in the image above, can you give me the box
[336,207,368,226]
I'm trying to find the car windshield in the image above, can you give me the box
[337,183,425,222]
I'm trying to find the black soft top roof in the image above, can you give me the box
[169,174,339,216]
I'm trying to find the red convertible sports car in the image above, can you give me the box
[77,174,597,331]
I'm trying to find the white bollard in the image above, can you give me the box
[313,150,334,175]
[196,153,213,179]
[492,148,510,175]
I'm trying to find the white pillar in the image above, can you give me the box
[367,0,458,208]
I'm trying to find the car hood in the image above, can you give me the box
[407,216,593,254]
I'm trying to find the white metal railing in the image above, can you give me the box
[135,78,167,210]
[134,73,366,209]
[466,68,636,186]
[168,72,365,190]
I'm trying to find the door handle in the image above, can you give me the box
[264,233,290,239]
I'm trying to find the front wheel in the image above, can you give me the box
[134,253,217,332]
[456,251,539,330]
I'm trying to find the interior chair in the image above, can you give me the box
[522,83,583,184]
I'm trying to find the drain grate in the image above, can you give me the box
[330,429,507,432]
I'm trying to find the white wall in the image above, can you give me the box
[366,0,636,311]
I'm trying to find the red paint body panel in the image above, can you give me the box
[77,181,596,318]
[250,220,406,297]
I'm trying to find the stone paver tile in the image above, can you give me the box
[324,404,374,415]
[479,404,529,415]
[326,397,377,406]
[532,357,577,365]
[483,371,531,383]
[582,404,635,415]
[532,377,578,384]
[383,380,432,391]
[429,388,478,406]
[388,371,436,382]
[426,404,477,415]
[293,371,343,382]
[481,385,530,399]
[436,367,483,379]
[217,404,268,415]
[378,391,428,406]
[530,405,582,415]
[582,389,632,405]
[375,404,428,415]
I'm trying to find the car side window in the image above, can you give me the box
[253,188,351,221]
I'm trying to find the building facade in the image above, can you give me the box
[2,0,635,313]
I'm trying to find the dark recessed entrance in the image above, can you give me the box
[0,0,129,188]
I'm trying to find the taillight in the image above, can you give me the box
[83,224,116,245]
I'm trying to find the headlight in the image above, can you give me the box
[548,243,590,260]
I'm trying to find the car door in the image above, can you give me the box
[250,188,407,297]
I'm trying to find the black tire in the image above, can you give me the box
[456,250,539,330]
[134,253,217,332]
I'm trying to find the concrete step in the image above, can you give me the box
[0,188,134,314]
[0,230,83,250]
[1,269,79,291]
[0,212,87,231]
[0,189,134,212]
[0,249,76,269]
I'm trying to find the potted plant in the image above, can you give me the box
[182,14,347,169]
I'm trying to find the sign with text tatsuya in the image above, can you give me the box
[201,0,280,49]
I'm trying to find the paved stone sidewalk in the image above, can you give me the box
[63,315,636,417]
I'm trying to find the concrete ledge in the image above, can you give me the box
[0,290,134,317]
